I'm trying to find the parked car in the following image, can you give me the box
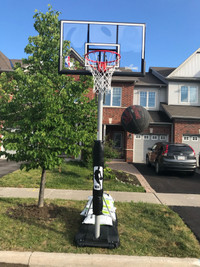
[146,142,197,175]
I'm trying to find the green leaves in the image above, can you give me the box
[0,5,97,172]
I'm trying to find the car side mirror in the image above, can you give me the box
[148,148,152,151]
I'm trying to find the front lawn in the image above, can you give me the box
[0,161,145,192]
[0,198,199,257]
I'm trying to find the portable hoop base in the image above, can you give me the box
[75,219,120,249]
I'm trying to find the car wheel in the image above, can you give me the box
[155,161,161,174]
[146,156,151,167]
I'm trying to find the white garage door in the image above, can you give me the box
[133,134,169,163]
[183,135,200,166]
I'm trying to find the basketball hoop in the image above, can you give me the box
[85,50,121,95]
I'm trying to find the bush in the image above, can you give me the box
[82,137,120,168]
[103,167,115,180]
[104,137,120,162]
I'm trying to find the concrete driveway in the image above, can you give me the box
[133,163,200,242]
[0,159,21,178]
[133,163,200,194]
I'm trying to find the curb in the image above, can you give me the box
[0,251,200,267]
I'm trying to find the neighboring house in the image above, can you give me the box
[0,51,23,157]
[99,48,200,163]
[0,51,22,73]
[1,48,200,163]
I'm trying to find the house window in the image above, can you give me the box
[151,135,158,140]
[181,86,198,103]
[160,135,167,141]
[143,135,150,140]
[192,136,198,142]
[183,136,190,141]
[104,87,122,107]
[140,91,156,108]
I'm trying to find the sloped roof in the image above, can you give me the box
[161,103,200,119]
[0,51,13,71]
[151,67,175,78]
[10,59,23,68]
[134,72,166,87]
[0,51,23,72]
[112,71,166,86]
[148,110,171,124]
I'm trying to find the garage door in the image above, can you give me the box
[133,134,169,163]
[183,135,200,166]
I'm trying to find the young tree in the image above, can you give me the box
[0,5,97,207]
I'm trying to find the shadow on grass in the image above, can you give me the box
[6,202,82,245]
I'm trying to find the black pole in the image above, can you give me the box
[93,140,104,217]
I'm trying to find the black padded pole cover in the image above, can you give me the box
[93,140,104,167]
[93,140,104,215]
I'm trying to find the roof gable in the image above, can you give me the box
[168,48,200,79]
[0,51,12,71]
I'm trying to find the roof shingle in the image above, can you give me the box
[161,103,200,119]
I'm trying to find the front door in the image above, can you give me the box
[113,132,124,158]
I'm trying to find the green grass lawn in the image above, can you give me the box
[0,198,199,257]
[0,161,145,192]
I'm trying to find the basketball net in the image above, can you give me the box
[85,50,121,95]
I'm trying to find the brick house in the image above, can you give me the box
[1,48,200,163]
[98,48,200,163]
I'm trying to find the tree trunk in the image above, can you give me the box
[38,168,46,208]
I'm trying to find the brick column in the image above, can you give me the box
[125,132,133,162]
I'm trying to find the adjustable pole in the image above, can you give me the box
[93,93,104,239]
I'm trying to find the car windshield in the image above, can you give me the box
[168,145,193,153]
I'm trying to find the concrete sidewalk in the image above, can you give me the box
[0,187,200,207]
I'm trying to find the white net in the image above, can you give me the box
[85,50,120,95]
[88,67,115,95]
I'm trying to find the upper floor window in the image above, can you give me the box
[181,86,198,103]
[104,87,122,107]
[140,91,156,108]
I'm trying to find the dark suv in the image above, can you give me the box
[146,142,197,174]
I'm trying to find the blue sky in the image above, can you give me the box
[1,0,200,70]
